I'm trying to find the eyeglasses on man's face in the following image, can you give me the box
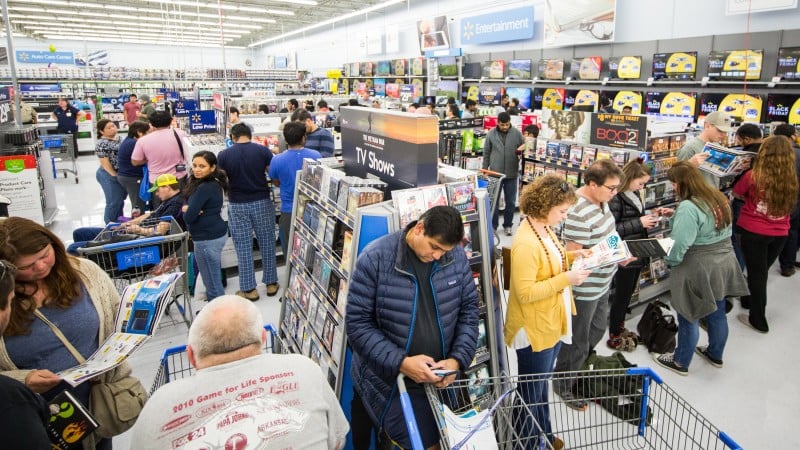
[602,184,620,192]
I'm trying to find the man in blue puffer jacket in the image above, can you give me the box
[347,206,479,449]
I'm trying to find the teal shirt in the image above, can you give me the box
[665,200,731,267]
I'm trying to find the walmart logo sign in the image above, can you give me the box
[461,6,534,45]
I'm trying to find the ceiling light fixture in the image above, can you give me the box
[248,0,405,47]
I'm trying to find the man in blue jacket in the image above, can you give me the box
[346,206,479,449]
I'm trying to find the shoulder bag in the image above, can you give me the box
[34,310,148,438]
[636,299,678,354]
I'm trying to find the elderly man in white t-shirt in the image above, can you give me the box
[132,295,349,450]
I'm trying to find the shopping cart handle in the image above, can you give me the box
[718,432,743,450]
[396,374,426,450]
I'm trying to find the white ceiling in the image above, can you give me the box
[2,0,400,48]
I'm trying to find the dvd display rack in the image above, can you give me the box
[439,117,486,169]
[278,159,389,395]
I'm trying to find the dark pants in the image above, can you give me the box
[278,212,292,258]
[492,177,518,230]
[739,228,786,332]
[731,199,746,271]
[67,226,104,255]
[516,342,561,449]
[608,265,644,336]
[554,292,609,394]
[778,215,800,270]
[117,175,147,212]
[351,390,377,450]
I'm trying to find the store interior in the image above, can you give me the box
[2,0,800,449]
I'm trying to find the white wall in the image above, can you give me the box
[257,0,800,71]
[7,37,253,70]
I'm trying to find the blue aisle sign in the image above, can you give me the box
[20,84,62,93]
[188,110,216,134]
[174,100,198,116]
[460,6,534,45]
[16,50,75,64]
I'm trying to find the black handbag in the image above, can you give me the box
[637,300,678,354]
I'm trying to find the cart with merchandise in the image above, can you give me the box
[41,134,79,183]
[398,367,742,450]
[476,168,506,219]
[76,216,192,327]
[150,325,280,394]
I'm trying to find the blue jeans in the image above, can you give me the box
[492,177,518,230]
[674,299,728,368]
[67,226,104,255]
[96,167,126,224]
[516,342,561,448]
[193,234,228,300]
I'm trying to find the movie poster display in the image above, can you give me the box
[340,107,439,192]
[540,109,592,144]
[590,113,648,150]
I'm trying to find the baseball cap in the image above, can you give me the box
[148,173,179,192]
[140,94,150,103]
[704,111,735,133]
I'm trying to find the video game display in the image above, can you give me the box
[608,56,642,79]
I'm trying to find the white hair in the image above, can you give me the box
[187,295,264,359]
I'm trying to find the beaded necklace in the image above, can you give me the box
[526,216,568,273]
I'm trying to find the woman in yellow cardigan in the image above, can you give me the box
[505,175,591,450]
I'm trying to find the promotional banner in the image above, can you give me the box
[590,113,648,150]
[188,110,217,134]
[699,93,763,123]
[174,100,198,117]
[766,94,800,124]
[417,16,451,54]
[460,6,534,45]
[645,92,697,117]
[777,47,800,80]
[0,155,44,223]
[340,107,438,192]
[540,109,592,143]
[16,50,74,64]
[544,0,616,47]
[20,84,61,93]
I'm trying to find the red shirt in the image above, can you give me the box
[123,101,141,125]
[733,170,790,236]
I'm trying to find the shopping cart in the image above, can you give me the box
[398,368,742,450]
[41,134,79,183]
[477,168,506,219]
[76,216,193,327]
[150,324,280,395]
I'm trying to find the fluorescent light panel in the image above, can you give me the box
[8,13,263,30]
[7,3,277,23]
[248,0,405,47]
[41,33,245,48]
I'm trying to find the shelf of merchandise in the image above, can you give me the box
[438,117,486,169]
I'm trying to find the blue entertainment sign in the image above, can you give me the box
[16,50,75,64]
[174,100,198,117]
[188,110,216,134]
[460,6,534,45]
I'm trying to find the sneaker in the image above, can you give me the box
[781,267,796,277]
[653,353,688,376]
[620,328,640,345]
[266,283,280,297]
[557,390,588,411]
[236,289,259,301]
[737,313,768,334]
[694,346,723,368]
[504,227,513,236]
[794,262,800,269]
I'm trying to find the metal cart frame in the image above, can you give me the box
[76,216,192,327]
[397,368,742,450]
[41,133,79,183]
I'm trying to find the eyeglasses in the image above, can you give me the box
[602,184,620,192]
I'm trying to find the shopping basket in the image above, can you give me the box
[397,367,742,450]
[150,325,281,395]
[76,216,192,327]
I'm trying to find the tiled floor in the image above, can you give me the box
[48,157,797,448]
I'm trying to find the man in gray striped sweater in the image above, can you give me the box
[554,160,624,410]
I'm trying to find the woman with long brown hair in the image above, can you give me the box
[733,135,799,333]
[607,159,673,351]
[0,217,133,449]
[653,162,748,376]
